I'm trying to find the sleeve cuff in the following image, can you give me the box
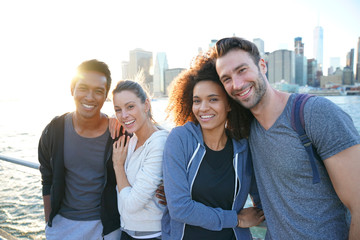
[223,209,238,228]
[42,185,51,196]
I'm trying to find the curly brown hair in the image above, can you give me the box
[166,52,253,139]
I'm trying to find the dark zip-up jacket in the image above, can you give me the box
[38,113,120,235]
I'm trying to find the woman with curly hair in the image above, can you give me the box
[161,54,264,240]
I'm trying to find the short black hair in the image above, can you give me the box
[71,59,112,97]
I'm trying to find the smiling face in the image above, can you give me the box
[113,90,150,134]
[216,49,268,110]
[192,80,231,132]
[71,71,107,119]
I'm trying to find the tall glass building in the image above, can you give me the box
[313,26,323,71]
[153,52,168,97]
[356,37,360,83]
[294,37,307,86]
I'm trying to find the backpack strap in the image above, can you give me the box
[291,94,321,184]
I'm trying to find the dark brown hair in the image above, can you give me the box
[213,37,261,67]
[166,53,253,139]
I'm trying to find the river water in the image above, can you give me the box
[0,96,359,239]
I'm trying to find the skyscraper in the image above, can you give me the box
[128,48,153,91]
[313,26,323,71]
[356,37,360,83]
[345,48,355,85]
[121,61,129,79]
[253,38,265,57]
[268,50,295,84]
[153,52,168,97]
[294,37,307,86]
[346,48,354,70]
[307,59,318,87]
[164,68,186,96]
[294,37,304,55]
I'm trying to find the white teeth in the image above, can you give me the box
[201,115,214,119]
[82,104,95,109]
[125,120,135,125]
[240,88,251,96]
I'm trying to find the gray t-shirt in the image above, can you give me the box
[59,113,109,220]
[249,94,360,240]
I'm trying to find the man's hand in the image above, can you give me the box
[109,116,123,139]
[237,207,265,228]
[156,185,167,206]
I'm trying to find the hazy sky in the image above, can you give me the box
[0,0,359,99]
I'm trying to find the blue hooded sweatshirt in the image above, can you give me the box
[161,122,261,240]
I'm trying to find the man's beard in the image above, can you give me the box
[233,73,267,110]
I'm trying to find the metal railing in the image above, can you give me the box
[0,154,39,169]
[0,153,267,239]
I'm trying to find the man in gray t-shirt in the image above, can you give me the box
[213,37,360,239]
[38,60,121,239]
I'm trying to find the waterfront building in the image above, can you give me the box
[346,48,355,71]
[268,49,295,84]
[316,69,323,87]
[345,49,355,84]
[121,61,129,79]
[294,37,304,55]
[295,55,307,86]
[164,68,186,96]
[313,26,324,71]
[328,66,334,76]
[263,52,270,79]
[320,69,343,87]
[128,48,153,92]
[343,66,354,85]
[294,37,307,86]
[254,38,265,57]
[307,58,318,87]
[153,52,168,97]
[356,37,360,83]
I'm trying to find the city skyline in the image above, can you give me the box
[0,0,359,99]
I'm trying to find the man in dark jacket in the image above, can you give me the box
[38,59,120,239]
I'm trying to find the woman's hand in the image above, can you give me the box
[237,207,265,228]
[113,135,130,171]
[109,116,123,139]
[113,135,131,192]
